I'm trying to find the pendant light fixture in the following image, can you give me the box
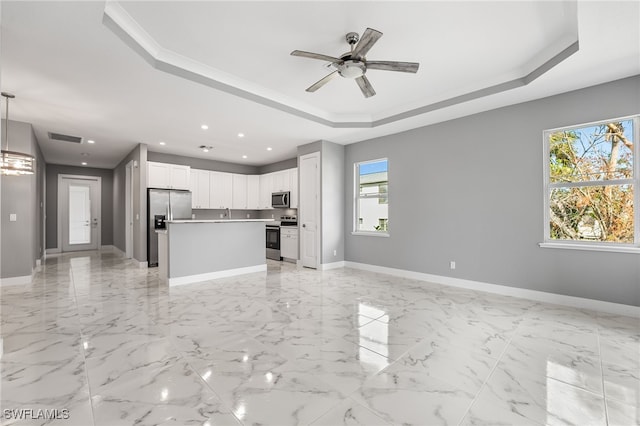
[1,92,35,176]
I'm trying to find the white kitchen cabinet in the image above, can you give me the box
[232,174,248,209]
[247,175,260,210]
[271,170,290,192]
[170,165,191,190]
[280,227,298,260]
[289,168,298,209]
[190,169,210,209]
[147,161,191,190]
[259,173,273,209]
[210,171,233,208]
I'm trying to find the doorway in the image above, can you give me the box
[58,175,101,252]
[299,152,321,268]
[125,161,133,258]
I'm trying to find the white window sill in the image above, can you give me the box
[539,242,640,254]
[352,231,390,238]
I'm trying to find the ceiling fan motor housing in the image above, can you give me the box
[337,60,366,79]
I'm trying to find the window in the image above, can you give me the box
[543,116,639,251]
[355,158,389,235]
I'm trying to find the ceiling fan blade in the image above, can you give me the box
[355,75,376,98]
[291,50,344,64]
[366,61,420,73]
[351,28,383,59]
[306,71,339,92]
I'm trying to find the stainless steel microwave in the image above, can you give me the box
[271,191,290,208]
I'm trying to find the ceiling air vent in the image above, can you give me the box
[48,132,83,144]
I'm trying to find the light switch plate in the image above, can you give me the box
[9,213,17,222]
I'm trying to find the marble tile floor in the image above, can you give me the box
[0,248,638,425]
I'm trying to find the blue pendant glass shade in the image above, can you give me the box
[1,92,35,176]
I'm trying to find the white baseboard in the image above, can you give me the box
[0,274,32,287]
[344,261,639,317]
[320,261,346,270]
[46,248,61,254]
[168,264,267,287]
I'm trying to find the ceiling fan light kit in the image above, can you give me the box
[1,92,35,176]
[291,28,420,98]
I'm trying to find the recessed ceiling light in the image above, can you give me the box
[266,147,272,151]
[242,155,247,159]
[81,162,87,166]
[87,140,95,144]
[203,149,209,153]
[201,124,208,130]
[237,133,245,138]
[159,141,166,145]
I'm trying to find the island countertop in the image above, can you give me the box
[157,220,267,286]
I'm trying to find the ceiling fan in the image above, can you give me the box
[291,28,419,98]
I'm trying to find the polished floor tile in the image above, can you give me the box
[1,248,638,425]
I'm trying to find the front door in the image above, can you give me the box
[61,177,100,252]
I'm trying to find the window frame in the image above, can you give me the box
[541,114,640,254]
[353,158,390,237]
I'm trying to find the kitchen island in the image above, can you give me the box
[157,219,270,286]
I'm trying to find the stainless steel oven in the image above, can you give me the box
[266,224,281,260]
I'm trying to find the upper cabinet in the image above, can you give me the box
[149,161,297,210]
[231,174,248,209]
[247,175,261,210]
[210,171,233,209]
[190,169,211,209]
[271,170,289,193]
[147,161,190,190]
[259,173,273,209]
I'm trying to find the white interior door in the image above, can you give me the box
[60,176,100,252]
[299,152,320,268]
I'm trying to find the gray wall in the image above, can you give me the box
[148,151,259,174]
[297,140,345,265]
[1,119,45,278]
[45,164,114,249]
[148,151,298,175]
[344,75,640,307]
[321,141,345,264]
[113,144,147,261]
[258,157,298,174]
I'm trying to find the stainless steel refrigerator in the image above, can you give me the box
[147,189,192,267]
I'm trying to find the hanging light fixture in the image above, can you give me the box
[1,92,35,176]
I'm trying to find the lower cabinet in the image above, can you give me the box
[280,227,298,260]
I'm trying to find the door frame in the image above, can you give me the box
[57,174,101,252]
[299,152,321,269]
[125,161,133,258]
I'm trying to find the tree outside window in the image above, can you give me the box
[544,116,638,246]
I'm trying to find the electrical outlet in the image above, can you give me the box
[192,213,196,219]
[246,213,250,218]
[333,249,337,256]
[219,213,224,218]
[271,214,274,218]
[450,261,456,270]
[9,213,17,222]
